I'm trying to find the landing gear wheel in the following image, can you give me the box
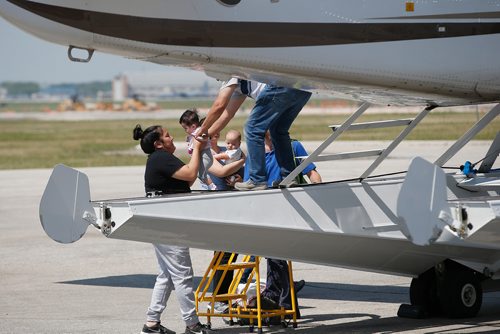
[438,268,482,318]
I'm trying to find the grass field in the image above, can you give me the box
[0,111,498,170]
[0,98,354,113]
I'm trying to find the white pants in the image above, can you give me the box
[146,244,199,327]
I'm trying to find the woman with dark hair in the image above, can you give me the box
[133,124,202,195]
[133,124,209,334]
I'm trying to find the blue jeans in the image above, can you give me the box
[245,86,312,183]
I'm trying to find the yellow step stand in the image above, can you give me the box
[195,251,298,333]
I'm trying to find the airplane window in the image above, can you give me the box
[216,0,241,6]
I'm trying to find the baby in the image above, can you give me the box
[213,129,243,164]
[179,109,216,190]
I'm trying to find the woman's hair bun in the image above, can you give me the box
[133,124,143,140]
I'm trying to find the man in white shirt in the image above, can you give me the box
[198,78,311,190]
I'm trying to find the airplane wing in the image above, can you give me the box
[39,159,500,279]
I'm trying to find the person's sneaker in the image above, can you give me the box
[185,322,211,334]
[234,180,267,191]
[294,279,306,293]
[271,180,281,188]
[207,301,229,314]
[271,180,298,188]
[141,323,175,334]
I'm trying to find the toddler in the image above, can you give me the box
[179,109,216,190]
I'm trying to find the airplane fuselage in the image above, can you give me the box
[2,0,500,106]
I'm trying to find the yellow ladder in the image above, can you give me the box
[195,251,298,333]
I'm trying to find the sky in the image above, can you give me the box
[0,17,208,85]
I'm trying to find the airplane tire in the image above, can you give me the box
[409,268,441,316]
[438,268,482,318]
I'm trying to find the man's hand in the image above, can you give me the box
[195,132,209,142]
[192,136,206,150]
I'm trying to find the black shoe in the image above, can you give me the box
[260,295,280,309]
[247,294,279,309]
[141,323,175,334]
[185,322,211,334]
[294,279,306,294]
[271,180,298,188]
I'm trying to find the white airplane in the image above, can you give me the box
[2,0,500,320]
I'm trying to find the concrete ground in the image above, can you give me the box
[1,141,500,334]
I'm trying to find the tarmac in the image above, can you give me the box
[0,103,494,121]
[1,140,500,334]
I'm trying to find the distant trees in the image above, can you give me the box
[0,81,112,98]
[1,82,40,96]
[49,81,111,97]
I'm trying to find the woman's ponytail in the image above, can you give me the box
[133,124,161,154]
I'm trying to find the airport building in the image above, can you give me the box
[112,69,220,101]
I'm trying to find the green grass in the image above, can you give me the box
[0,98,354,113]
[291,111,499,141]
[0,99,257,113]
[0,111,498,169]
[0,102,60,113]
